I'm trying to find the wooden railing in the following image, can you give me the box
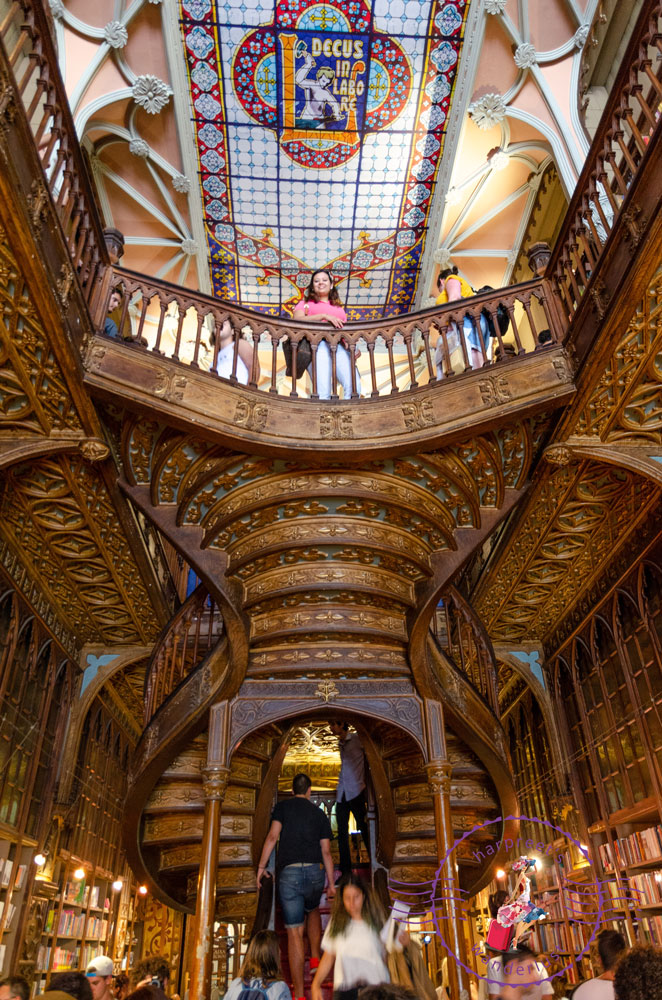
[431,586,499,716]
[106,268,562,398]
[143,582,224,724]
[0,0,109,316]
[549,0,662,322]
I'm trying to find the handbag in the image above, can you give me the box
[282,337,312,378]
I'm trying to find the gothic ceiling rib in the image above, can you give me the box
[55,0,598,313]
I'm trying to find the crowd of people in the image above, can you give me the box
[1,928,661,1000]
[101,262,537,398]
[0,955,170,1000]
[5,721,660,1000]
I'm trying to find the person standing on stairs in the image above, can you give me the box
[256,772,336,1000]
[329,722,371,878]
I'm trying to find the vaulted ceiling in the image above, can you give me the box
[53,0,598,313]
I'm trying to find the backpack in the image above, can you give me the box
[236,980,270,1000]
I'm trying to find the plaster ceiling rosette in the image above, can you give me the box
[179,0,469,316]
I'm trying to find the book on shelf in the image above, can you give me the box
[14,864,26,890]
[90,885,100,909]
[1,860,13,889]
[36,943,52,971]
[64,878,86,905]
[0,900,16,928]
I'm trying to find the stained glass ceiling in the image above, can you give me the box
[179,0,469,318]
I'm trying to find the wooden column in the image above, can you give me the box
[425,699,470,1000]
[427,760,470,1000]
[189,704,230,1000]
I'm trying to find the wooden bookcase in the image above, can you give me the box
[32,853,116,995]
[0,831,37,976]
[529,841,597,983]
[586,797,662,947]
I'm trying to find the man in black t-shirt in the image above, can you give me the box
[256,772,336,1000]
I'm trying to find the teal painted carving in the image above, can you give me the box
[81,653,120,696]
[509,649,545,689]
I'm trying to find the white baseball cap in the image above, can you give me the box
[86,956,114,978]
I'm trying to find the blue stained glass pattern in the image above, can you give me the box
[180,0,470,312]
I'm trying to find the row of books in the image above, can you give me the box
[533,917,593,956]
[44,906,111,938]
[0,859,26,890]
[56,910,87,938]
[35,937,114,975]
[639,914,662,946]
[598,826,662,870]
[85,917,108,939]
[536,892,563,921]
[595,871,662,910]
[36,944,81,971]
[62,883,106,909]
[629,871,662,907]
[0,899,16,928]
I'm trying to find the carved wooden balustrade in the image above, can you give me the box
[106,267,563,398]
[0,0,109,321]
[549,0,662,324]
[431,586,499,716]
[144,582,224,724]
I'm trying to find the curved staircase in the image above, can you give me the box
[124,567,517,924]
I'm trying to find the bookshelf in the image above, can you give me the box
[587,802,662,949]
[32,855,115,996]
[524,840,597,983]
[0,833,36,976]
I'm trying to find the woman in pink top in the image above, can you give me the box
[293,269,360,399]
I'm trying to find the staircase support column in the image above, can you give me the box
[427,760,470,1000]
[189,703,231,1000]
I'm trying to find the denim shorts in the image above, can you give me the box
[278,863,325,928]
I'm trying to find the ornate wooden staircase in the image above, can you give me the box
[3,0,662,995]
[123,561,517,923]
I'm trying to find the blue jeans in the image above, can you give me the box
[278,863,325,927]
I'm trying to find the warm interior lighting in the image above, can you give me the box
[655,872,662,883]
[138,885,148,895]
[580,844,589,854]
[73,867,85,879]
[112,879,123,891]
[33,853,46,866]
[496,868,506,879]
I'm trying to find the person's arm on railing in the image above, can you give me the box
[293,302,345,329]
